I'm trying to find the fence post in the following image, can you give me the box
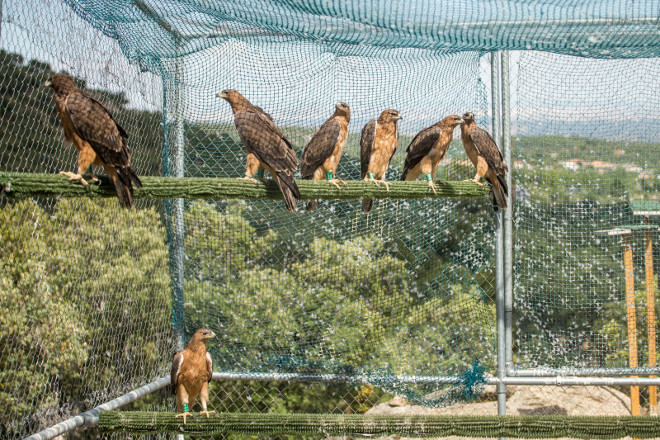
[645,231,657,413]
[622,234,641,417]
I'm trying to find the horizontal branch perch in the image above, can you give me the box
[99,412,660,438]
[0,172,489,201]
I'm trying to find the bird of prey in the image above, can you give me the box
[45,73,142,208]
[360,109,401,213]
[300,101,350,212]
[400,115,464,194]
[217,89,300,212]
[171,328,216,424]
[459,112,508,210]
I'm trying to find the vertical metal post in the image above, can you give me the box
[0,0,4,45]
[622,234,641,418]
[491,51,506,420]
[501,51,514,374]
[645,231,657,413]
[172,49,187,350]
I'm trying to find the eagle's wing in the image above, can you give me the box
[470,127,508,178]
[300,117,342,179]
[401,126,442,177]
[360,119,376,178]
[205,352,213,383]
[65,92,130,167]
[171,352,184,395]
[234,108,298,173]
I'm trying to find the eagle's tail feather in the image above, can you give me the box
[362,198,374,214]
[489,178,507,211]
[276,171,300,212]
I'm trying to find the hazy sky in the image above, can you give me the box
[2,0,658,142]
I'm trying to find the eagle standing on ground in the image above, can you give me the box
[400,115,464,194]
[459,112,508,210]
[300,101,350,212]
[217,89,300,212]
[360,109,401,213]
[45,73,142,208]
[171,328,216,424]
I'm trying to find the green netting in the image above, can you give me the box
[1,0,659,439]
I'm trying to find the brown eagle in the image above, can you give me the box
[400,115,464,194]
[459,112,508,210]
[360,109,401,213]
[217,89,300,211]
[171,328,216,424]
[45,73,142,208]
[300,102,350,212]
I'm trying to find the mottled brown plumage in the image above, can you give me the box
[171,329,216,424]
[218,89,300,211]
[300,102,350,212]
[45,73,142,208]
[459,112,508,210]
[400,114,464,194]
[360,109,401,213]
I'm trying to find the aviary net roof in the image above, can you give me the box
[66,0,660,73]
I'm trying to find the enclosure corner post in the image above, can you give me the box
[501,50,514,375]
[491,50,507,421]
[645,230,657,413]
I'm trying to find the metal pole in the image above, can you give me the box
[646,230,657,413]
[0,0,4,46]
[501,51,514,375]
[172,48,186,350]
[623,234,641,417]
[491,51,506,420]
[24,376,170,440]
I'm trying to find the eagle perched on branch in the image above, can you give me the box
[300,101,350,212]
[459,112,508,210]
[218,89,300,212]
[45,73,142,208]
[360,109,401,213]
[400,115,464,194]
[171,328,216,424]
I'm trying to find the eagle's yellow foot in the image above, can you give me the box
[239,176,259,185]
[464,178,484,186]
[329,179,346,190]
[199,410,215,418]
[83,173,100,184]
[59,171,89,186]
[175,412,194,425]
[379,180,390,192]
[427,180,438,195]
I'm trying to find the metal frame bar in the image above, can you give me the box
[491,51,506,421]
[501,52,513,378]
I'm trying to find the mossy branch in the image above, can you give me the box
[98,412,660,438]
[0,172,489,201]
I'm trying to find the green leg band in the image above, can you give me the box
[368,172,375,179]
[183,403,189,412]
[326,171,333,180]
[255,169,264,178]
[425,173,432,181]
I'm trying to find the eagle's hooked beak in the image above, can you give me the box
[208,330,216,339]
[394,114,402,121]
[457,118,465,124]
[44,79,52,88]
[216,91,229,99]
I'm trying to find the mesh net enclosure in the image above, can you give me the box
[0,0,659,439]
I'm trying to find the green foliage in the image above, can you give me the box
[0,199,173,438]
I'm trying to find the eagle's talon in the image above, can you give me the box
[199,410,215,418]
[239,176,259,185]
[175,412,194,425]
[464,178,484,187]
[381,180,390,192]
[329,179,344,190]
[427,180,438,195]
[59,171,89,186]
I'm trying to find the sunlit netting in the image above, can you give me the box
[0,0,659,439]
